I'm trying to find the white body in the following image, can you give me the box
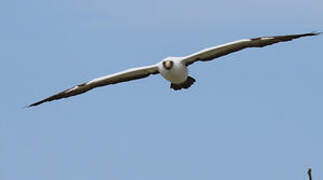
[158,57,188,84]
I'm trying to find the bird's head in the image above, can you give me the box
[162,60,174,70]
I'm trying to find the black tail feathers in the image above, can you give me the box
[170,76,196,90]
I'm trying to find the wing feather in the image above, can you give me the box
[28,65,159,107]
[182,32,321,66]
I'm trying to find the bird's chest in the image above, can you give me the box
[159,63,188,83]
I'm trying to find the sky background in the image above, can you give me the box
[1,0,323,179]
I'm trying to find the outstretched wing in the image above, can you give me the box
[182,32,321,66]
[28,65,159,107]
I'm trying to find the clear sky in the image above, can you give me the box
[1,0,323,179]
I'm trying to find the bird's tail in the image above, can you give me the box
[170,76,196,90]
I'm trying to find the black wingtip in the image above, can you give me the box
[23,104,34,109]
[27,102,44,108]
[25,100,46,108]
[295,32,322,38]
[309,31,322,36]
[24,104,35,109]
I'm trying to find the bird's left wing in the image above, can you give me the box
[28,65,159,107]
[181,32,320,66]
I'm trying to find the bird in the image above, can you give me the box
[28,32,320,107]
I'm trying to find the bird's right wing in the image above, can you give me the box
[181,32,320,66]
[28,64,159,107]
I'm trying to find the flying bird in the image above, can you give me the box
[28,32,320,107]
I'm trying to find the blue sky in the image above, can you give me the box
[1,0,323,179]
